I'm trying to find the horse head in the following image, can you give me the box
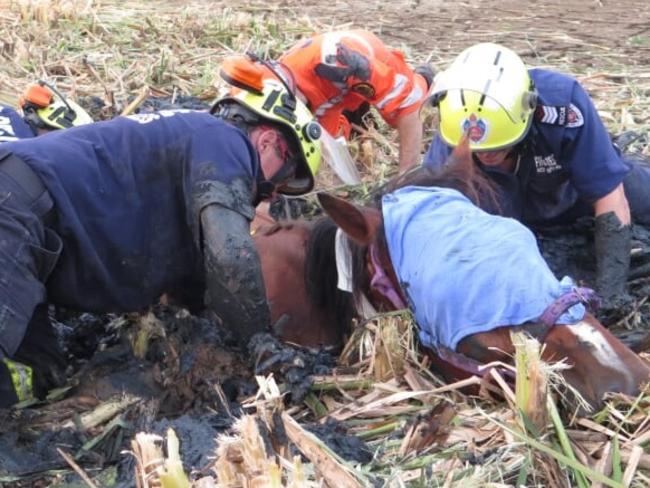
[543,315,649,409]
[316,139,650,412]
[253,212,351,348]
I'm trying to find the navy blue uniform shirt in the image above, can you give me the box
[3,110,262,312]
[423,69,631,224]
[0,106,36,142]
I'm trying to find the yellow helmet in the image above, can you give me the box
[428,43,537,151]
[19,81,93,131]
[212,56,322,195]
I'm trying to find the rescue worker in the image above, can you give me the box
[0,77,322,407]
[423,43,650,308]
[0,81,93,142]
[271,30,433,170]
[0,83,95,405]
[0,105,36,142]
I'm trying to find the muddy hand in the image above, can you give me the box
[248,329,303,375]
[201,204,272,345]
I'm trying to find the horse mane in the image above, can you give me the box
[375,142,499,212]
[304,218,356,334]
[304,140,499,325]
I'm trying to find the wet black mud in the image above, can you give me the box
[305,417,373,464]
[78,95,211,122]
[248,332,338,403]
[0,304,348,486]
[536,218,650,330]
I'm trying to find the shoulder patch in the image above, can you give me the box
[566,103,584,128]
[534,103,583,128]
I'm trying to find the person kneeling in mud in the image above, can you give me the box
[424,43,650,311]
[0,78,322,408]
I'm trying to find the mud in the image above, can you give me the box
[248,333,337,403]
[0,417,83,477]
[0,304,345,485]
[537,219,650,327]
[114,412,235,485]
[77,95,211,122]
[305,417,372,464]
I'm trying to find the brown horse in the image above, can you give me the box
[308,143,650,410]
[252,207,352,349]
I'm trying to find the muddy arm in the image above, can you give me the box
[593,184,632,304]
[594,211,631,305]
[201,203,271,344]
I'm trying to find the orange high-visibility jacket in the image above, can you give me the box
[278,30,428,138]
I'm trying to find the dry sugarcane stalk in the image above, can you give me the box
[512,331,549,433]
[120,85,151,116]
[281,411,366,488]
[621,445,643,487]
[158,428,190,488]
[63,395,138,431]
[593,441,613,488]
[129,432,165,488]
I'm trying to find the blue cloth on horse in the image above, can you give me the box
[382,186,586,352]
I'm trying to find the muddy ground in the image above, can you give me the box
[1,216,649,486]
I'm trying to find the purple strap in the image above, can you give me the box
[434,287,600,381]
[369,244,407,310]
[538,287,600,327]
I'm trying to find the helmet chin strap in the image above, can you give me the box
[254,158,297,205]
[253,180,276,206]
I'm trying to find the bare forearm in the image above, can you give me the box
[593,183,630,225]
[397,111,423,171]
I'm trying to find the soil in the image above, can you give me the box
[208,0,650,74]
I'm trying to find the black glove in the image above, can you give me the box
[314,43,371,83]
[594,212,632,308]
[201,204,271,345]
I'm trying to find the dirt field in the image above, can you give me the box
[217,0,650,66]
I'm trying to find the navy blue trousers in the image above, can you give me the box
[0,169,61,360]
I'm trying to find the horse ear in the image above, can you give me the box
[317,192,382,246]
[447,134,472,168]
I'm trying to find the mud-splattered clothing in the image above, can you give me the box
[0,110,261,358]
[278,30,428,138]
[423,69,650,225]
[0,106,36,142]
[382,186,585,351]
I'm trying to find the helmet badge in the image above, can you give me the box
[461,113,488,143]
